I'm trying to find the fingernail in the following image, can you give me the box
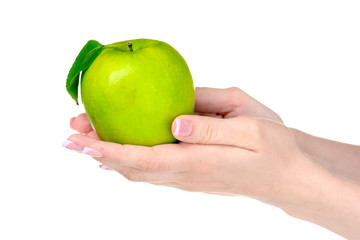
[62,140,83,152]
[99,164,112,170]
[173,118,192,137]
[82,147,103,157]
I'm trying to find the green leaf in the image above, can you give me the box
[66,40,104,105]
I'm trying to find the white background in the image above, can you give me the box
[0,0,359,239]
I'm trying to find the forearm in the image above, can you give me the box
[291,128,360,182]
[280,162,360,240]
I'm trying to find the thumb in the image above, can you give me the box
[171,115,258,149]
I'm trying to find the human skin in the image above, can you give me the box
[64,87,360,239]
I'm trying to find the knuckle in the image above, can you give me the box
[248,118,262,139]
[251,119,267,146]
[227,87,243,102]
[237,117,264,146]
[200,121,218,143]
[227,87,241,95]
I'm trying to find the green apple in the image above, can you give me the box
[66,39,195,146]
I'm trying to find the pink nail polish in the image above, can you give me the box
[173,118,192,137]
[62,140,83,152]
[99,164,112,170]
[82,147,103,157]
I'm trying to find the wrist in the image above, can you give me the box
[290,128,313,159]
[290,128,334,172]
[290,128,360,182]
[278,158,360,239]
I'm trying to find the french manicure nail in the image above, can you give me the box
[62,140,83,152]
[173,118,192,137]
[82,147,103,158]
[99,164,112,170]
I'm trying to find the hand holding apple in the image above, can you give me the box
[66,87,313,202]
[64,87,360,239]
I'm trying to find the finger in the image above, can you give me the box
[70,113,93,133]
[64,134,185,183]
[194,87,242,114]
[64,134,252,186]
[98,163,184,184]
[195,87,282,122]
[86,130,100,140]
[70,113,100,139]
[66,133,244,175]
[171,115,261,150]
[66,134,194,173]
[109,165,182,184]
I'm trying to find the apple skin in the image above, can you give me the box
[80,39,195,146]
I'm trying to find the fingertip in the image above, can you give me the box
[67,133,85,143]
[171,118,192,137]
[70,113,93,133]
[70,117,76,129]
[172,118,181,137]
[77,113,88,118]
[67,133,99,147]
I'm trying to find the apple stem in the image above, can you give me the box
[127,42,133,52]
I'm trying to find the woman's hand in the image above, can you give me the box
[64,87,311,203]
[64,87,360,239]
